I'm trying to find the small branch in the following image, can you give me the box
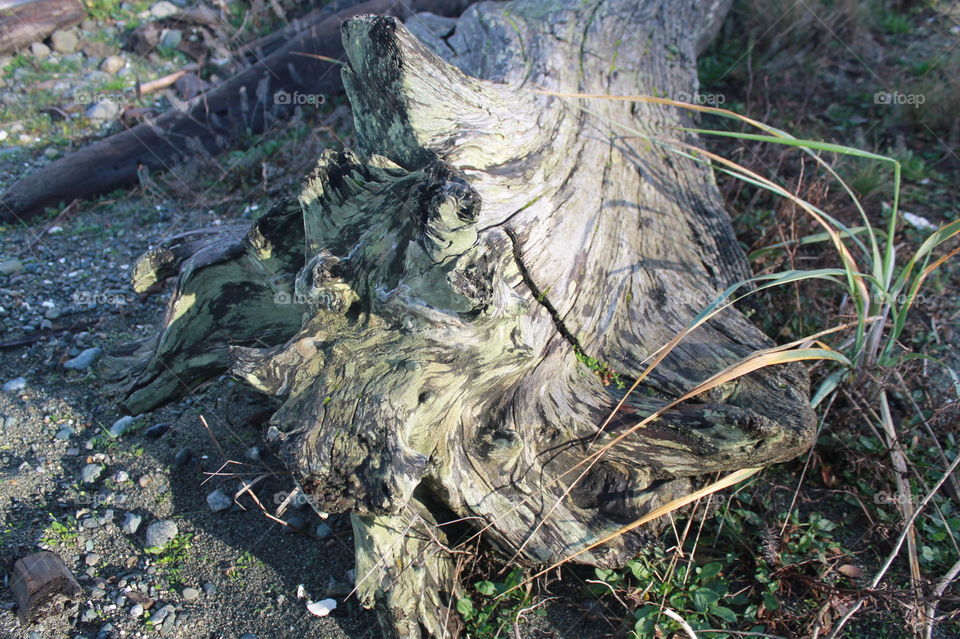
[924,557,960,639]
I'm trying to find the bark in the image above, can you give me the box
[106,1,815,637]
[0,0,84,54]
[0,0,476,223]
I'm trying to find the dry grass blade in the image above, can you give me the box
[504,467,762,596]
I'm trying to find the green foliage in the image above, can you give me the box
[146,533,194,588]
[456,567,539,637]
[40,514,79,547]
[574,347,626,389]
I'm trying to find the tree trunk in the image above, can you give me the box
[105,1,816,637]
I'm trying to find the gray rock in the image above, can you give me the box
[30,42,50,58]
[145,520,178,549]
[181,587,200,601]
[113,470,129,483]
[315,523,332,539]
[64,347,102,370]
[238,634,257,639]
[55,427,74,440]
[81,606,97,622]
[129,603,144,617]
[122,512,142,534]
[85,101,119,122]
[81,463,104,483]
[50,29,78,53]
[152,603,175,624]
[173,447,193,467]
[3,377,26,392]
[85,552,101,566]
[150,1,179,18]
[160,613,176,634]
[145,423,170,438]
[101,55,125,74]
[285,515,305,532]
[0,258,22,275]
[109,415,134,438]
[202,582,217,596]
[206,489,232,513]
[98,623,114,639]
[159,29,182,49]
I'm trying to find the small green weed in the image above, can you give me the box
[40,514,79,547]
[457,567,539,637]
[574,347,626,389]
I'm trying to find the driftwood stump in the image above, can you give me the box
[106,1,815,636]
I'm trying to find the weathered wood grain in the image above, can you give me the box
[107,1,815,636]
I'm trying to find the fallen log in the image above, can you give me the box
[0,0,476,223]
[105,1,816,637]
[0,0,84,54]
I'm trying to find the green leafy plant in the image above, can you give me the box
[40,514,79,547]
[456,567,538,637]
[146,533,194,588]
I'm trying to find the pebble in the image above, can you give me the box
[84,552,101,566]
[30,42,50,58]
[285,515,305,532]
[129,603,144,617]
[114,470,129,483]
[98,623,114,639]
[122,512,142,534]
[101,55,125,74]
[173,447,193,467]
[64,347,102,370]
[150,1,179,18]
[202,582,217,596]
[206,488,232,513]
[315,523,332,539]
[145,520,178,549]
[160,29,182,49]
[244,446,261,461]
[181,587,200,601]
[0,258,22,275]
[145,423,170,438]
[86,101,120,122]
[55,427,74,440]
[152,603,175,624]
[50,29,79,53]
[81,463,104,483]
[306,598,337,617]
[238,634,257,639]
[3,377,26,392]
[109,415,135,438]
[81,606,97,622]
